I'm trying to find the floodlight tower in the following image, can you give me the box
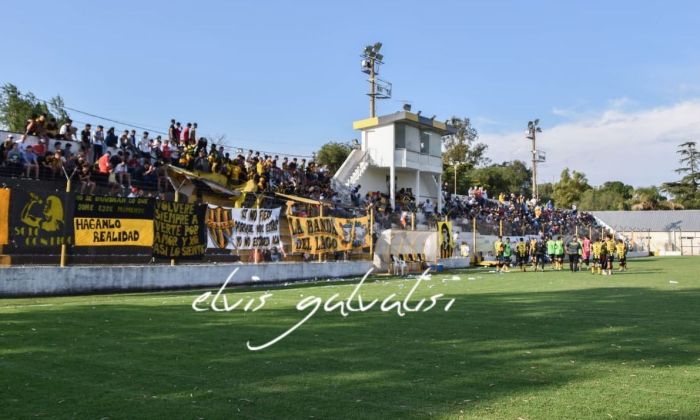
[527,119,543,201]
[361,42,391,118]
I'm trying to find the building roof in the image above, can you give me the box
[352,111,457,135]
[591,210,700,232]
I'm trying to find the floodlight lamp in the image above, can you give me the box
[373,42,382,51]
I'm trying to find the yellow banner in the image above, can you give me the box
[74,218,153,246]
[288,216,370,254]
[0,189,8,245]
[334,216,370,250]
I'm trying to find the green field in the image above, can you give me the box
[2,257,700,419]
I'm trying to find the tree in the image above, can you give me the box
[466,160,532,196]
[442,117,490,194]
[442,117,489,168]
[316,141,352,174]
[552,168,591,208]
[0,83,69,132]
[662,141,700,208]
[629,186,675,210]
[578,189,628,211]
[537,182,554,203]
[578,180,633,210]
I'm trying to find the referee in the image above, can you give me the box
[566,236,582,272]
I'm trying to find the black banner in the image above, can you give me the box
[153,201,207,259]
[7,181,73,252]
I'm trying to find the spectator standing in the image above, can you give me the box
[138,131,151,158]
[105,127,118,149]
[80,124,92,162]
[190,122,197,144]
[174,122,182,145]
[168,119,177,143]
[181,123,191,145]
[92,125,105,162]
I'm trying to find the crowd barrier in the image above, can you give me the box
[0,261,375,296]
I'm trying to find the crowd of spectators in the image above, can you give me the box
[0,115,334,200]
[441,189,599,237]
[348,184,599,237]
[0,113,600,239]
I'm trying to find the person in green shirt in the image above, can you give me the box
[546,236,556,269]
[554,236,565,270]
[502,237,512,272]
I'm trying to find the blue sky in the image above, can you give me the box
[3,0,700,186]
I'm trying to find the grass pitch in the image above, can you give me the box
[2,257,700,419]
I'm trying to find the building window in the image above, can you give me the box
[430,134,441,157]
[395,124,406,149]
[420,131,430,154]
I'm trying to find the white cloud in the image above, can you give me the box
[479,100,700,187]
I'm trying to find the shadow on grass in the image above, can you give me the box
[2,286,700,418]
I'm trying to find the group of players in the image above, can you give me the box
[493,234,628,275]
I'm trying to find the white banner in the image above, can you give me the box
[206,206,281,250]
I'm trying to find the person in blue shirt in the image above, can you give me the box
[21,145,40,179]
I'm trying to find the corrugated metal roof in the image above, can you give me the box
[591,210,700,232]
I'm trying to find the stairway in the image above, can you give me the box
[332,149,371,205]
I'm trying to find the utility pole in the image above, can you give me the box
[454,162,458,195]
[361,42,390,118]
[369,58,376,118]
[527,119,542,201]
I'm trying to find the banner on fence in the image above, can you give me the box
[0,188,8,245]
[334,216,371,250]
[288,215,370,254]
[8,186,72,249]
[153,201,207,259]
[206,206,281,250]
[73,195,154,247]
[437,221,454,258]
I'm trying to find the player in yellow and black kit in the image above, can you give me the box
[616,239,628,271]
[529,238,538,270]
[515,237,529,272]
[591,238,603,274]
[604,234,616,275]
[494,236,505,272]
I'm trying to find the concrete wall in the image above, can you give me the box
[0,261,374,297]
[365,124,394,167]
[439,257,471,269]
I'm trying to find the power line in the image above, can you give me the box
[26,93,314,159]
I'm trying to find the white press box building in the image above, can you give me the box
[332,110,456,211]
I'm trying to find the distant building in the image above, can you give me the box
[592,210,700,256]
[333,110,456,211]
